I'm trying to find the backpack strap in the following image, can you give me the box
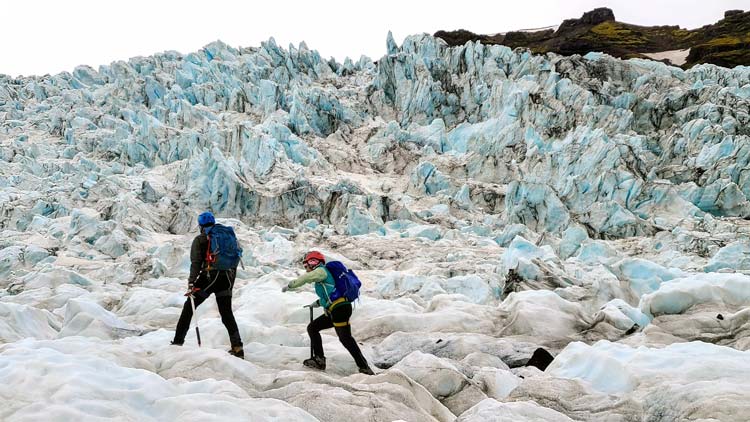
[204,234,216,270]
[317,264,338,308]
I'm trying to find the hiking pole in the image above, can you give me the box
[190,294,202,347]
[303,304,313,359]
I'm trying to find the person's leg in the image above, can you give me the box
[172,292,208,344]
[307,313,334,358]
[331,304,371,371]
[304,313,333,369]
[216,293,242,348]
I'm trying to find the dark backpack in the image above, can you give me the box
[204,224,242,271]
[325,261,361,302]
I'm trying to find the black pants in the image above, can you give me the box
[173,270,242,347]
[308,303,368,369]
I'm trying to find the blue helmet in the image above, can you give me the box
[198,211,215,227]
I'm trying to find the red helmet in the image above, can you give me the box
[303,251,325,265]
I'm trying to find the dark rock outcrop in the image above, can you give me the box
[436,8,750,69]
[559,7,616,32]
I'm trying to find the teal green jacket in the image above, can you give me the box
[287,265,338,309]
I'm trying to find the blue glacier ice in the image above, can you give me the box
[704,240,750,272]
[2,35,747,234]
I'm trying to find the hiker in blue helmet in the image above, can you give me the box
[282,251,373,375]
[171,211,244,358]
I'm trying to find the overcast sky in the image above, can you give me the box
[1,0,747,77]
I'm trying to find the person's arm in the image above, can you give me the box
[187,235,205,285]
[236,237,245,270]
[286,267,327,290]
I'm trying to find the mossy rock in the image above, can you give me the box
[436,8,750,68]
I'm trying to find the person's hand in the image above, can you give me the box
[304,300,320,309]
[281,285,289,293]
[184,283,200,296]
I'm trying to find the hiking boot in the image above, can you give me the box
[228,346,244,359]
[170,340,184,346]
[303,356,326,371]
[358,366,374,375]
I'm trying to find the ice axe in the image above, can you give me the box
[188,290,202,347]
[303,303,314,359]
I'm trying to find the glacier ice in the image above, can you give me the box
[640,272,750,316]
[705,239,750,272]
[458,398,574,422]
[546,340,750,420]
[0,302,59,342]
[393,350,487,414]
[2,30,750,420]
[0,340,319,422]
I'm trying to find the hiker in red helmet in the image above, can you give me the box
[282,251,374,375]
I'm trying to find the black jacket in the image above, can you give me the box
[188,232,209,285]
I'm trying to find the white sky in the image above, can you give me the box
[1,0,748,77]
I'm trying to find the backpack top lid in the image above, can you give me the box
[325,260,361,302]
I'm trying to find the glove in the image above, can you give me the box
[281,285,289,293]
[184,283,201,297]
[303,300,320,309]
